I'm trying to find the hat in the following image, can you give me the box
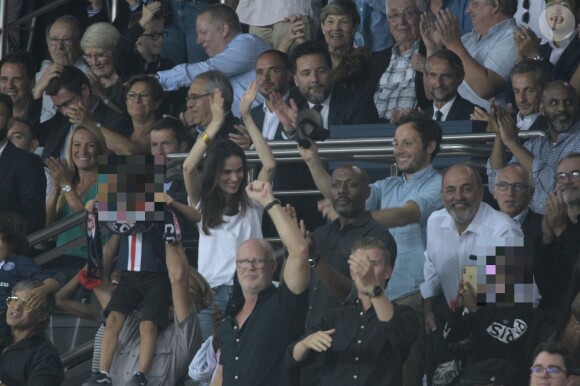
[459,359,520,385]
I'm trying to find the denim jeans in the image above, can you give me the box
[198,284,233,340]
[162,0,211,65]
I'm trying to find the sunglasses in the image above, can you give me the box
[522,0,530,23]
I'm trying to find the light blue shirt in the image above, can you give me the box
[157,33,271,117]
[366,165,443,301]
[354,0,393,52]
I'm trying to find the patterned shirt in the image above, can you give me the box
[373,41,419,120]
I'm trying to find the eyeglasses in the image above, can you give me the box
[546,1,571,8]
[494,182,530,192]
[186,93,211,103]
[6,296,34,312]
[522,0,530,23]
[530,366,566,376]
[141,31,168,41]
[387,10,418,20]
[236,259,274,269]
[555,170,580,183]
[83,53,109,63]
[126,92,154,101]
[48,36,79,46]
[53,94,78,111]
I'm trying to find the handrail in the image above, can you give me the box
[60,339,94,369]
[28,210,86,247]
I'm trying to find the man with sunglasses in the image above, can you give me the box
[38,66,132,159]
[492,164,542,239]
[534,153,580,340]
[529,343,574,386]
[0,280,64,386]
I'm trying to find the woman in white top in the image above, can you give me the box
[183,81,276,338]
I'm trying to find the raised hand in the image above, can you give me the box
[297,137,319,161]
[46,157,74,189]
[434,9,462,50]
[270,93,298,130]
[246,180,274,206]
[34,64,64,99]
[240,80,258,118]
[67,101,97,128]
[230,124,252,150]
[513,26,541,60]
[348,250,379,294]
[300,329,336,352]
[279,15,306,53]
[317,198,338,221]
[208,89,225,133]
[420,12,442,52]
[411,52,426,73]
[471,106,490,123]
[140,1,162,27]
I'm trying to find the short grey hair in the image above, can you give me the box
[81,22,121,53]
[386,0,427,15]
[195,70,234,112]
[495,163,534,187]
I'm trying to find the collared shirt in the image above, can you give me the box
[366,165,443,301]
[516,112,541,131]
[458,18,518,110]
[236,0,313,26]
[548,33,574,65]
[262,101,282,140]
[432,96,456,121]
[287,300,418,386]
[512,208,529,226]
[307,211,395,329]
[157,33,271,117]
[373,41,419,120]
[487,122,580,214]
[0,140,7,159]
[308,94,331,129]
[220,283,308,386]
[421,202,524,306]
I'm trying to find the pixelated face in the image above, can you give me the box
[556,156,580,207]
[330,167,369,219]
[71,128,100,171]
[6,290,47,330]
[8,120,37,153]
[349,247,391,285]
[442,166,483,230]
[83,47,115,79]
[218,155,244,198]
[512,72,542,117]
[493,166,533,218]
[387,0,420,49]
[0,63,31,107]
[236,240,276,294]
[393,122,432,175]
[186,78,212,127]
[293,54,333,104]
[137,19,165,57]
[530,352,571,386]
[424,57,462,105]
[47,21,81,66]
[150,128,184,157]
[541,83,578,133]
[196,13,228,58]
[322,13,357,51]
[255,53,292,98]
[126,81,159,121]
[466,0,495,35]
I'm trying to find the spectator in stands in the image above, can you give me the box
[0,213,61,336]
[319,1,372,93]
[513,0,580,94]
[492,164,542,239]
[81,22,125,115]
[529,343,575,386]
[510,59,550,131]
[421,0,518,110]
[290,41,379,128]
[235,0,317,52]
[487,80,580,214]
[424,49,481,121]
[426,0,473,36]
[287,237,418,386]
[0,280,64,386]
[114,2,174,83]
[156,4,271,117]
[0,94,46,233]
[7,118,39,155]
[85,242,205,386]
[44,125,106,278]
[39,66,133,159]
[371,0,429,121]
[34,15,89,123]
[0,51,41,128]
[211,180,310,386]
[180,70,246,149]
[353,0,393,53]
[534,153,580,340]
[182,86,275,339]
[420,164,523,380]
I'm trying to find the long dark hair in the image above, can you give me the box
[200,139,248,235]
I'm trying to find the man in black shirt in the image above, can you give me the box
[288,237,417,385]
[211,180,310,386]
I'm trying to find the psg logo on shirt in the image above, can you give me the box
[3,262,15,271]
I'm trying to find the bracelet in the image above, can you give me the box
[264,198,281,211]
[200,131,212,146]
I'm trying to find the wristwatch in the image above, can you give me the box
[365,285,384,298]
[61,184,72,194]
[308,254,321,269]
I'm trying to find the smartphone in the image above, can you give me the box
[462,265,478,293]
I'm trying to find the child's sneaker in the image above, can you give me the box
[126,371,148,386]
[82,370,111,385]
